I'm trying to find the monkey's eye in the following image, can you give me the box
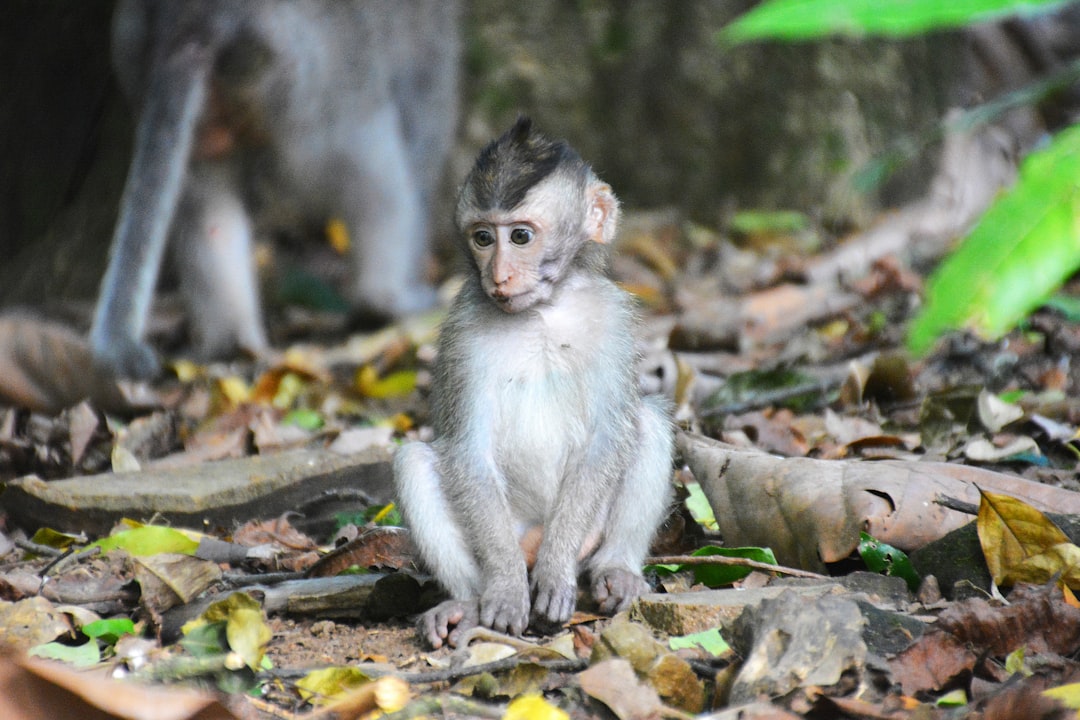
[510,227,533,246]
[472,229,495,248]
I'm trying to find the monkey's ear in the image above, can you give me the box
[586,181,620,244]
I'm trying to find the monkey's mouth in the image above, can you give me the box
[490,290,534,313]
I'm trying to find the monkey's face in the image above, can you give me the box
[461,175,579,313]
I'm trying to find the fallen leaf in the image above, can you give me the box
[0,652,235,720]
[578,659,666,720]
[503,694,570,720]
[977,489,1078,588]
[681,432,1080,572]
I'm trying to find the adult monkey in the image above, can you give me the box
[91,0,460,379]
[395,118,674,648]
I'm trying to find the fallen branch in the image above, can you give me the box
[647,554,828,579]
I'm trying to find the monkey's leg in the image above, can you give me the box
[393,441,484,648]
[588,395,674,613]
[171,165,267,360]
[90,44,211,379]
[343,105,437,324]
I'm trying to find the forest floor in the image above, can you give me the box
[2,187,1080,720]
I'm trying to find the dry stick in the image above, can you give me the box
[647,554,827,579]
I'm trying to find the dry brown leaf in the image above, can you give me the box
[0,313,146,414]
[578,658,667,720]
[307,527,414,577]
[0,652,234,720]
[680,432,1080,572]
[890,583,1080,694]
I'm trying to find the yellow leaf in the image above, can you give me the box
[171,359,202,382]
[1044,682,1080,709]
[976,489,1070,587]
[391,412,414,433]
[326,218,350,254]
[503,694,569,720]
[296,666,371,704]
[226,606,271,671]
[355,365,417,399]
[1013,542,1080,588]
[215,375,251,406]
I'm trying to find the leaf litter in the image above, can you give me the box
[6,138,1080,720]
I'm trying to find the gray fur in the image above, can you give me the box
[91,0,460,378]
[394,124,673,648]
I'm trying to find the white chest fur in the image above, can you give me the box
[468,279,615,518]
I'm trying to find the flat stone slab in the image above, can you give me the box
[0,446,392,535]
[633,584,844,636]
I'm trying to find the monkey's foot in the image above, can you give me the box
[420,599,479,649]
[479,576,531,637]
[89,333,161,381]
[530,572,577,628]
[592,567,648,614]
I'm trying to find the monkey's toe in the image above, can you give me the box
[531,576,577,627]
[479,581,530,636]
[90,335,161,381]
[420,599,479,649]
[592,567,648,614]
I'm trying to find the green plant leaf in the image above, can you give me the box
[693,546,778,587]
[720,0,1067,43]
[82,618,136,645]
[669,628,731,657]
[90,525,200,557]
[29,640,101,667]
[907,123,1080,355]
[858,532,922,591]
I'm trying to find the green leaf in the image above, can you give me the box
[693,546,777,588]
[29,640,101,667]
[685,482,717,531]
[669,628,731,657]
[283,408,324,431]
[180,621,230,658]
[936,689,968,707]
[907,124,1080,355]
[720,0,1067,43]
[82,618,136,645]
[858,532,922,592]
[90,525,200,557]
[1043,293,1080,322]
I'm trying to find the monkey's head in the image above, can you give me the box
[455,117,620,313]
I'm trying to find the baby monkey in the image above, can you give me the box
[394,118,674,648]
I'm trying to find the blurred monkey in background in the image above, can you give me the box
[91,0,460,378]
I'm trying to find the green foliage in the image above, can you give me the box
[907,124,1080,355]
[858,532,921,591]
[719,0,1067,43]
[648,545,778,587]
[669,628,731,656]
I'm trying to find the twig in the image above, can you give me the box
[697,377,841,418]
[382,696,505,719]
[261,656,587,687]
[935,494,978,515]
[647,554,827,579]
[13,538,64,558]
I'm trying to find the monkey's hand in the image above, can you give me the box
[530,560,578,629]
[420,599,480,649]
[591,566,648,614]
[478,573,530,637]
[89,332,161,381]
